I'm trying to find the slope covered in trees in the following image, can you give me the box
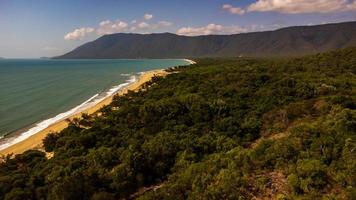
[1,48,356,199]
[56,21,356,59]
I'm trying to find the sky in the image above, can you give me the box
[0,0,355,58]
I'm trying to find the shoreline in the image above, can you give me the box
[183,59,196,65]
[0,69,169,156]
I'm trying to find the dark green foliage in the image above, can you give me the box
[1,47,355,199]
[43,132,60,152]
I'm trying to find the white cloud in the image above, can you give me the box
[132,20,172,30]
[96,19,172,35]
[96,20,128,35]
[247,0,356,14]
[177,23,247,36]
[222,4,245,15]
[138,22,150,28]
[64,14,172,41]
[144,13,153,20]
[158,21,173,27]
[346,1,356,10]
[64,27,95,41]
[223,0,356,15]
[99,20,111,26]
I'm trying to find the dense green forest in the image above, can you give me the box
[1,48,356,199]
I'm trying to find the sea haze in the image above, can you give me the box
[0,59,189,149]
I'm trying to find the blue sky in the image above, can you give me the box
[0,0,355,58]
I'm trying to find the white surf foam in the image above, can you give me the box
[183,59,196,65]
[0,75,138,151]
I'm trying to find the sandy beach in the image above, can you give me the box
[0,69,169,156]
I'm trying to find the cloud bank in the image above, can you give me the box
[64,27,95,40]
[223,0,356,15]
[177,24,247,36]
[144,14,153,20]
[222,4,245,15]
[64,14,172,41]
[96,20,128,35]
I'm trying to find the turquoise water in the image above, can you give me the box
[0,59,189,149]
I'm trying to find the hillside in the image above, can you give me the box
[56,21,356,59]
[1,48,356,199]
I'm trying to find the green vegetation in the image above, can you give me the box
[1,47,356,199]
[56,21,356,59]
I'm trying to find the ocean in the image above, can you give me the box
[0,59,190,150]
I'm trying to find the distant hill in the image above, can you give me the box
[56,21,356,59]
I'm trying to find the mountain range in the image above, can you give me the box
[56,21,356,59]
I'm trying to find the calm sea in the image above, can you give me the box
[0,59,189,149]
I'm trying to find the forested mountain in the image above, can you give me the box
[1,47,356,199]
[56,21,356,59]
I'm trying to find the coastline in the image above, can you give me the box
[183,59,196,65]
[0,69,170,156]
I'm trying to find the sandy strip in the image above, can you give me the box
[0,69,168,156]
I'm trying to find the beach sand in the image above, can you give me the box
[0,69,168,156]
